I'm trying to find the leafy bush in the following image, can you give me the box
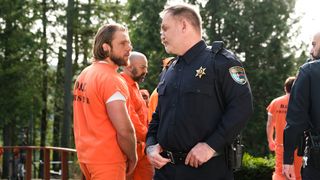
[234,153,275,180]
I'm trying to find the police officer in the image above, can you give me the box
[145,3,253,180]
[283,60,320,180]
[283,32,320,180]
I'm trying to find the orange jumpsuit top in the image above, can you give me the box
[267,94,289,146]
[121,73,153,180]
[148,88,158,122]
[121,73,148,142]
[267,94,302,180]
[73,61,129,164]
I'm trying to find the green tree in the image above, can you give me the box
[126,0,168,92]
[201,0,300,155]
[0,0,42,177]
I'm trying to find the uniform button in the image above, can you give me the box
[178,68,182,72]
[196,89,201,93]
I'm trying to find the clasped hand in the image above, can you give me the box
[185,142,216,168]
[146,142,216,169]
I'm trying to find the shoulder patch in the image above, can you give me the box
[229,66,247,85]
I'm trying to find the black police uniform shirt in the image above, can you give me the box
[284,60,320,164]
[146,40,253,154]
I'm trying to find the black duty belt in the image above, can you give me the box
[161,150,187,164]
[161,149,221,165]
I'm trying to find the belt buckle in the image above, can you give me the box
[166,151,175,164]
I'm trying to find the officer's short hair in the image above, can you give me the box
[160,3,202,34]
[92,23,127,61]
[284,76,295,93]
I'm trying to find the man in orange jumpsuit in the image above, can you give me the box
[266,76,302,180]
[147,57,174,122]
[73,24,137,180]
[121,52,153,180]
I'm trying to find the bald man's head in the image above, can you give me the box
[310,32,320,60]
[124,51,148,82]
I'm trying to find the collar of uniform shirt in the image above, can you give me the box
[181,40,207,64]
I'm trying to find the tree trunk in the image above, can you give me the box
[52,47,65,171]
[82,0,92,66]
[1,123,12,179]
[61,0,74,148]
[39,0,48,178]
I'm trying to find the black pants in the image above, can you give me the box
[154,155,233,180]
[302,165,320,180]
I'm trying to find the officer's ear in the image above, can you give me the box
[181,19,187,33]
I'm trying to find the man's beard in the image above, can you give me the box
[108,49,128,66]
[132,67,146,82]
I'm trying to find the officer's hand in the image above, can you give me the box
[146,144,170,169]
[283,164,296,180]
[185,142,216,168]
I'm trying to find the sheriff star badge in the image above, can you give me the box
[195,66,206,78]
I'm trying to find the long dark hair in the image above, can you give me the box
[92,23,127,61]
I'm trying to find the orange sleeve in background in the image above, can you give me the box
[148,89,158,122]
[128,103,148,142]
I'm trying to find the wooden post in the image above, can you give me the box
[25,148,32,180]
[43,148,50,179]
[61,151,68,180]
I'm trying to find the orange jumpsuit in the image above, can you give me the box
[147,57,174,122]
[148,89,158,122]
[121,73,153,180]
[267,94,302,180]
[73,62,130,180]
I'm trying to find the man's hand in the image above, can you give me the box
[146,144,170,169]
[185,142,216,168]
[283,164,296,180]
[268,140,275,151]
[126,154,138,176]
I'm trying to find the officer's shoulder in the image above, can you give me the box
[216,48,242,66]
[301,60,320,71]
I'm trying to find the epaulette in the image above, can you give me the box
[220,49,237,61]
[212,41,237,62]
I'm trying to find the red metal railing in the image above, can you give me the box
[0,146,83,180]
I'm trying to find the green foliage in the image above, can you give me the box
[202,0,300,155]
[126,0,168,92]
[235,153,275,180]
[0,0,42,146]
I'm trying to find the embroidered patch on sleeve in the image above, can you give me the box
[229,66,247,85]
